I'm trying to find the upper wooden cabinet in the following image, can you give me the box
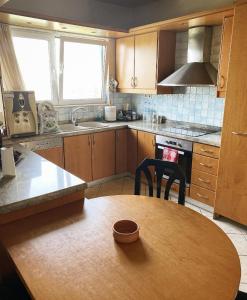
[217,15,234,98]
[116,31,176,94]
[215,3,247,226]
[116,36,135,90]
[36,147,64,169]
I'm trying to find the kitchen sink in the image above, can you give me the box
[59,124,88,132]
[78,122,110,128]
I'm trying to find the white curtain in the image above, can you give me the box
[0,24,25,91]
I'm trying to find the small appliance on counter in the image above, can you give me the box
[117,109,140,121]
[38,101,59,134]
[3,91,38,138]
[104,106,117,122]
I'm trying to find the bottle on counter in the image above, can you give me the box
[1,147,16,177]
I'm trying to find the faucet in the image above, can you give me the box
[71,107,88,126]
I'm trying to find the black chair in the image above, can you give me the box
[134,158,186,205]
[236,291,247,300]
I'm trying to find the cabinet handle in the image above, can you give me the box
[196,193,209,200]
[92,135,95,145]
[199,162,212,168]
[232,131,247,136]
[134,77,138,87]
[200,148,214,154]
[152,139,155,147]
[131,77,134,87]
[198,178,210,184]
[219,75,225,89]
[88,136,91,146]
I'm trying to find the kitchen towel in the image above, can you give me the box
[162,147,179,163]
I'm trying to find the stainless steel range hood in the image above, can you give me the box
[158,27,218,87]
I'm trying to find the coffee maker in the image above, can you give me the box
[3,91,38,137]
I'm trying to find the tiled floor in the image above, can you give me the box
[85,176,247,292]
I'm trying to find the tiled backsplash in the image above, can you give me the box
[131,87,224,127]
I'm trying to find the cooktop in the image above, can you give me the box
[161,126,219,137]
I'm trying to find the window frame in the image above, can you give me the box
[11,28,58,103]
[58,36,108,106]
[11,27,109,106]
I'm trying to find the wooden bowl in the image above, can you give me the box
[113,220,139,244]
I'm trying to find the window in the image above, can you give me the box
[11,29,108,105]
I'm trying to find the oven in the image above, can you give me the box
[155,135,193,185]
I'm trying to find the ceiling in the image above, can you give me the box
[96,0,159,7]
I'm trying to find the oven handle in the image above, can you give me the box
[157,145,185,155]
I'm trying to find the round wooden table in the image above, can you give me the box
[0,195,241,300]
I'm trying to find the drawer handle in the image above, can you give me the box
[200,148,214,154]
[196,193,209,200]
[198,178,210,184]
[232,132,247,136]
[199,163,212,168]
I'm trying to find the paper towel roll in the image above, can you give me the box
[1,147,16,177]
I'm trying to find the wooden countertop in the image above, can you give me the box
[0,195,240,299]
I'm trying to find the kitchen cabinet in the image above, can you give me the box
[215,3,247,226]
[217,15,234,98]
[64,134,92,182]
[116,31,176,94]
[127,129,138,175]
[116,36,135,90]
[138,131,156,164]
[36,147,64,169]
[190,143,220,206]
[116,129,127,174]
[64,131,116,182]
[92,130,116,180]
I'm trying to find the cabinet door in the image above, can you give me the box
[127,129,138,175]
[138,131,156,164]
[36,147,64,169]
[116,36,135,89]
[134,32,158,90]
[116,129,127,174]
[215,4,247,225]
[92,130,116,180]
[64,135,92,182]
[217,16,233,97]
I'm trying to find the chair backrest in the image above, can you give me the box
[134,158,186,205]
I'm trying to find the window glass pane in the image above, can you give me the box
[12,36,52,101]
[63,41,103,100]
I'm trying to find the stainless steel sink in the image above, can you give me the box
[59,124,89,132]
[78,122,110,128]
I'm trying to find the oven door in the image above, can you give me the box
[155,143,192,184]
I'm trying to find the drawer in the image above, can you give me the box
[191,169,217,191]
[190,185,215,206]
[193,143,220,159]
[192,153,219,176]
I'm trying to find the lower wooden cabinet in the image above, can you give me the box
[190,143,220,206]
[138,131,156,164]
[64,134,92,182]
[36,147,64,169]
[64,131,116,182]
[127,129,138,175]
[116,129,127,174]
[92,131,116,180]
